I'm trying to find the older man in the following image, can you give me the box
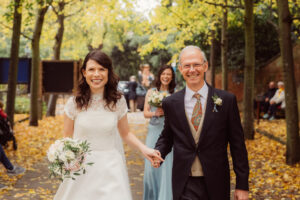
[261,81,277,113]
[263,81,285,120]
[154,46,249,200]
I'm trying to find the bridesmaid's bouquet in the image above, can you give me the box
[47,138,93,181]
[148,90,170,108]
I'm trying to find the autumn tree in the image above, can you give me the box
[46,0,83,117]
[221,0,228,90]
[29,0,52,126]
[5,0,23,127]
[277,0,300,165]
[209,29,217,87]
[243,0,255,139]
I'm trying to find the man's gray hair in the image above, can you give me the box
[178,45,207,65]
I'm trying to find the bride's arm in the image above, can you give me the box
[63,114,74,138]
[118,114,163,165]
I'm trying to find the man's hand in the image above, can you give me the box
[270,100,275,105]
[142,147,164,167]
[234,189,249,200]
[149,150,162,168]
[152,157,162,168]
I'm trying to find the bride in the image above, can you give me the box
[54,50,162,200]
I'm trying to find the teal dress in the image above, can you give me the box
[143,90,173,200]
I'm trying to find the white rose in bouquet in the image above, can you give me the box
[47,150,56,163]
[58,153,68,163]
[65,150,75,160]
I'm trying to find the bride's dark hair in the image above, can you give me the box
[75,50,122,110]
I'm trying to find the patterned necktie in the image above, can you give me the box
[191,93,202,131]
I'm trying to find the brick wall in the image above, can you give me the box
[206,44,300,116]
[206,70,244,102]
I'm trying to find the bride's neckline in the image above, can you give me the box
[91,92,103,100]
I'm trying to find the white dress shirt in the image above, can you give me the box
[184,82,208,121]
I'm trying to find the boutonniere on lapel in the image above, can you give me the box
[212,94,222,112]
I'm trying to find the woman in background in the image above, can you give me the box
[143,65,176,200]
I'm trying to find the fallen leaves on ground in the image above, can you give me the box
[245,119,300,199]
[0,114,299,199]
[0,115,63,198]
[125,121,148,198]
[255,119,291,141]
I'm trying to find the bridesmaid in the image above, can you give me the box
[143,65,176,200]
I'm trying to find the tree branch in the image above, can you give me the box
[292,17,300,20]
[204,1,244,9]
[51,5,59,16]
[164,7,189,27]
[266,19,279,32]
[65,8,83,18]
[0,22,32,40]
[64,0,80,6]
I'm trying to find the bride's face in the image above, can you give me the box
[83,59,108,94]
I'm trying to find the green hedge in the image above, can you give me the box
[15,96,30,114]
[14,96,47,114]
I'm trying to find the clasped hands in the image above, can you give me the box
[150,150,163,168]
[142,147,163,168]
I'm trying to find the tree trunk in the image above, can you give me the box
[243,0,255,140]
[46,94,58,116]
[5,0,22,128]
[53,1,64,60]
[221,0,228,90]
[209,30,217,88]
[29,3,49,126]
[277,0,300,165]
[47,1,65,117]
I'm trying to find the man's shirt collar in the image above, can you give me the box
[185,82,208,100]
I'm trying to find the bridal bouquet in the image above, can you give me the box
[47,138,93,181]
[148,90,170,108]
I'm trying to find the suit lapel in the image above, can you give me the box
[198,85,214,145]
[174,88,196,147]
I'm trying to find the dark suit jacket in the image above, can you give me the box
[155,85,249,200]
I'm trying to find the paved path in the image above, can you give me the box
[0,112,148,200]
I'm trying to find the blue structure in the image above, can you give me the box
[0,58,31,84]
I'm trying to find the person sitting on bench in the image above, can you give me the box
[263,81,285,120]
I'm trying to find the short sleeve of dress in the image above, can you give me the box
[64,97,77,120]
[117,95,128,120]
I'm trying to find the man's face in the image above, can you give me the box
[178,49,208,89]
[269,82,275,89]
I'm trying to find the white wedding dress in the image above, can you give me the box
[54,94,132,200]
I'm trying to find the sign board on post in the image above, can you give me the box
[41,60,80,94]
[0,58,31,84]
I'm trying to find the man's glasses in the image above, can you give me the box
[182,61,206,70]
